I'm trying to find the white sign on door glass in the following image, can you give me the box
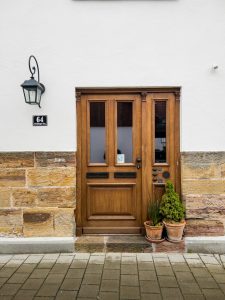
[117,154,125,163]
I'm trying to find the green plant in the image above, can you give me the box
[147,199,162,226]
[160,181,185,222]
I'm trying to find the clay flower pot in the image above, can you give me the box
[163,220,186,242]
[144,221,163,240]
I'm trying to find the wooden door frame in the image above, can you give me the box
[75,87,181,236]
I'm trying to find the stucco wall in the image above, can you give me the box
[0,0,224,152]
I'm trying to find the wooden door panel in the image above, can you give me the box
[87,183,136,220]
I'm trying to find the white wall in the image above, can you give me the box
[0,0,224,152]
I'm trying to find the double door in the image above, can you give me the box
[76,89,180,234]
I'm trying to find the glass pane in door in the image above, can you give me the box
[90,102,106,163]
[117,102,133,163]
[155,101,167,163]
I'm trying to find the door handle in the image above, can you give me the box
[136,157,142,169]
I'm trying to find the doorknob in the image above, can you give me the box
[136,157,142,169]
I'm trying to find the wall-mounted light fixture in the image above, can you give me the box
[21,55,45,108]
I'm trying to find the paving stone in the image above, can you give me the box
[34,297,54,300]
[30,268,50,278]
[155,266,174,276]
[121,264,138,275]
[141,294,162,300]
[104,260,121,270]
[98,292,119,300]
[25,255,43,264]
[183,295,205,300]
[200,255,220,265]
[140,280,160,293]
[7,272,29,283]
[176,271,196,283]
[37,260,56,269]
[60,278,82,290]
[122,256,137,264]
[0,278,8,287]
[153,258,170,267]
[121,275,139,286]
[161,287,183,300]
[158,276,178,288]
[102,269,120,280]
[57,256,74,264]
[22,278,44,290]
[17,263,36,273]
[206,265,225,274]
[14,289,37,300]
[70,260,88,269]
[137,253,153,262]
[50,263,70,274]
[86,264,103,274]
[171,263,190,272]
[106,253,121,260]
[139,270,157,281]
[0,268,17,278]
[184,254,200,260]
[37,283,61,297]
[0,283,21,295]
[100,279,119,292]
[168,254,185,263]
[5,260,23,268]
[196,277,218,289]
[0,256,13,264]
[191,267,211,277]
[78,284,99,298]
[66,268,85,279]
[45,274,65,284]
[212,273,225,283]
[138,262,154,270]
[202,288,225,299]
[89,255,105,265]
[43,254,59,260]
[82,273,101,285]
[55,290,78,300]
[74,253,90,260]
[185,259,205,268]
[179,282,202,295]
[120,286,140,299]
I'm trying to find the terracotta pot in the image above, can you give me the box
[163,220,186,242]
[144,221,163,240]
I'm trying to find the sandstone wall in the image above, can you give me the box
[181,152,225,225]
[0,152,76,237]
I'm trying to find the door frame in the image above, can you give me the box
[75,87,181,236]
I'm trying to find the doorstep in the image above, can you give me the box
[0,237,76,254]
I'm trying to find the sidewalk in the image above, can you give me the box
[0,252,225,299]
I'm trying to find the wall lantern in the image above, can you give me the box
[21,55,45,108]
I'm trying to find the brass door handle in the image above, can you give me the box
[136,157,142,169]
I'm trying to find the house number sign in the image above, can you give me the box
[33,115,48,126]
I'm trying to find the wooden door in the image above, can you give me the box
[76,88,180,235]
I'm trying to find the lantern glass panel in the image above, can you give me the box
[36,88,42,105]
[29,89,37,103]
[23,89,30,103]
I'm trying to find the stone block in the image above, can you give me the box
[12,189,37,207]
[184,194,225,219]
[37,187,76,208]
[54,208,75,237]
[185,219,224,236]
[181,152,225,165]
[27,168,75,187]
[35,152,76,167]
[182,180,225,194]
[0,169,26,187]
[0,189,11,207]
[0,208,23,235]
[0,152,34,168]
[181,164,220,180]
[23,208,54,237]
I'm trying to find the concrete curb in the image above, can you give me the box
[0,237,76,254]
[185,236,225,254]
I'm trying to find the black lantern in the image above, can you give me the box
[21,55,45,108]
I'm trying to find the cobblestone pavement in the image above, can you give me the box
[0,253,225,299]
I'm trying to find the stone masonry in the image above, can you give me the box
[0,152,76,237]
[181,152,225,231]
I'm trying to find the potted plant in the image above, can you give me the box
[144,199,163,241]
[160,180,185,242]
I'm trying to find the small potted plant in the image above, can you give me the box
[160,180,185,242]
[144,199,163,242]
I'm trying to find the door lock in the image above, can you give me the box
[136,157,142,169]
